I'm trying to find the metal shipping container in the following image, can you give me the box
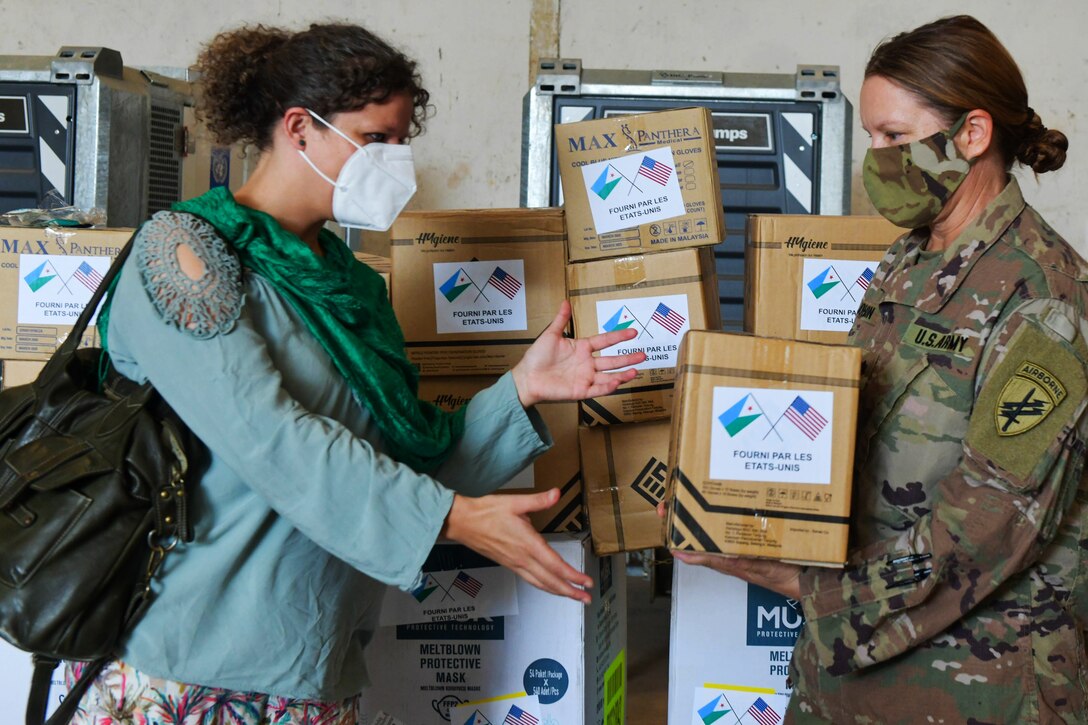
[521,59,852,330]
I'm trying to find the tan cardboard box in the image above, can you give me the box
[0,226,132,361]
[417,376,583,533]
[568,247,720,425]
[555,107,725,262]
[745,214,901,344]
[391,209,566,376]
[667,330,860,566]
[579,420,669,555]
[0,359,45,390]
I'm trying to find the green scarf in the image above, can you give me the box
[109,187,465,472]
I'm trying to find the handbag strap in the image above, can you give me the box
[51,229,139,361]
[24,654,107,725]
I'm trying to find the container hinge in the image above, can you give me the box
[795,65,841,102]
[51,47,124,85]
[535,58,581,95]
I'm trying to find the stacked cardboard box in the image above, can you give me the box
[391,209,580,533]
[555,107,725,262]
[556,107,725,555]
[667,330,861,566]
[567,248,720,426]
[0,360,44,391]
[0,226,131,361]
[745,214,900,344]
[359,533,626,725]
[390,209,567,377]
[578,421,670,554]
[668,562,799,724]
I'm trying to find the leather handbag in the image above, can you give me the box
[0,233,196,725]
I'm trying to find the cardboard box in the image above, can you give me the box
[579,421,669,554]
[667,331,860,565]
[418,376,583,533]
[359,533,627,725]
[0,359,45,390]
[745,214,900,344]
[568,247,720,425]
[0,226,132,361]
[555,107,725,262]
[391,209,566,376]
[667,561,797,725]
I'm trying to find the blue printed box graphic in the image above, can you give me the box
[745,583,804,647]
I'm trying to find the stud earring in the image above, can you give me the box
[299,139,306,148]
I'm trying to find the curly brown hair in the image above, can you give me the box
[194,22,431,149]
[866,15,1067,174]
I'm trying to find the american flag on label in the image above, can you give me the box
[746,697,781,725]
[784,395,828,441]
[856,267,874,291]
[650,302,686,335]
[72,261,104,292]
[636,155,672,185]
[502,705,538,725]
[452,571,483,598]
[486,266,522,299]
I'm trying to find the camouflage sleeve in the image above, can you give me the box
[798,297,1088,674]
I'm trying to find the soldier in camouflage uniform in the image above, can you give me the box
[677,15,1086,723]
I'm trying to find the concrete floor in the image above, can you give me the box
[625,566,671,725]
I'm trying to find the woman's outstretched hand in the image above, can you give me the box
[441,489,593,603]
[511,300,646,408]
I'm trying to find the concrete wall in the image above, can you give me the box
[3,0,1084,249]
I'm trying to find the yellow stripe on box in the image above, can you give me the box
[702,682,777,695]
[458,691,529,706]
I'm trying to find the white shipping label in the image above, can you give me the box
[452,693,543,725]
[595,293,690,371]
[708,387,834,484]
[691,686,788,725]
[798,258,876,332]
[580,146,686,234]
[433,260,527,334]
[17,254,110,325]
[379,565,519,626]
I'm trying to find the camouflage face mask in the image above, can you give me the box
[862,114,971,228]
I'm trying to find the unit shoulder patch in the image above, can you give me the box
[967,320,1087,486]
[995,361,1067,436]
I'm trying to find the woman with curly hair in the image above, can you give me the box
[63,22,642,724]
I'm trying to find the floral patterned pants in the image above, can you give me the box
[64,660,360,725]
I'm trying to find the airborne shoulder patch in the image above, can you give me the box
[995,361,1066,436]
[968,319,1087,486]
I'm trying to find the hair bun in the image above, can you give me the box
[1017,110,1068,174]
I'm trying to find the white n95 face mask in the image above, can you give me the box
[298,109,417,231]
